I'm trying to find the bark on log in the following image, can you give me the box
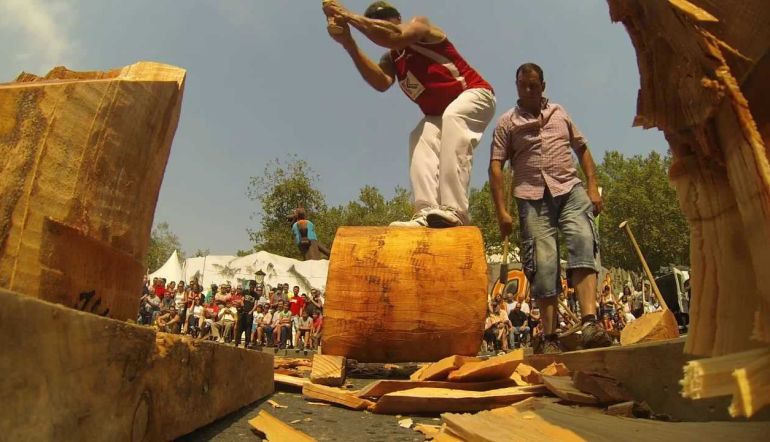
[322,226,488,362]
[0,62,185,321]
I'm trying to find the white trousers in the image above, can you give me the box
[408,88,496,224]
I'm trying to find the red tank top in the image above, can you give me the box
[390,38,493,116]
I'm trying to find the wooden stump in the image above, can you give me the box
[322,227,488,362]
[0,62,185,321]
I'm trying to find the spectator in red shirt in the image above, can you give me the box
[310,311,323,350]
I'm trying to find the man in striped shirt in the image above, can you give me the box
[323,1,495,228]
[489,63,611,354]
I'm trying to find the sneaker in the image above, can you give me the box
[426,206,463,228]
[390,210,429,227]
[581,321,612,349]
[542,339,562,355]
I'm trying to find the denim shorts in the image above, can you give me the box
[517,184,600,299]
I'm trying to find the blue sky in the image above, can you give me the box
[0,0,667,255]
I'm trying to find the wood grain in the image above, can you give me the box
[322,227,488,362]
[310,354,346,387]
[372,385,544,415]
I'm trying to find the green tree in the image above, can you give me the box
[596,150,689,273]
[193,248,210,257]
[247,155,327,258]
[145,222,184,273]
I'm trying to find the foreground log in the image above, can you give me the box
[0,62,185,321]
[0,288,273,441]
[322,227,488,362]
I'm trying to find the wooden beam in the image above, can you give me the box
[274,373,310,389]
[572,372,633,405]
[356,378,518,399]
[447,349,523,382]
[248,410,317,442]
[372,385,545,415]
[0,288,273,441]
[310,354,347,387]
[301,383,374,411]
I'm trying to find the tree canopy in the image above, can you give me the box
[145,221,184,273]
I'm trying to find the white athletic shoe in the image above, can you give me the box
[390,210,429,227]
[426,206,463,228]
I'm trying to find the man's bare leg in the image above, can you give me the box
[536,295,559,335]
[572,268,597,318]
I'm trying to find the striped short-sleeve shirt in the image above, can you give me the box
[490,99,587,200]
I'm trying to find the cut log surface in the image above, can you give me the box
[248,410,317,442]
[441,397,770,442]
[302,383,374,411]
[310,354,347,387]
[572,372,633,405]
[372,385,545,415]
[0,62,185,321]
[447,349,524,383]
[542,375,599,405]
[410,355,479,381]
[0,289,273,441]
[322,227,488,362]
[620,310,679,346]
[356,379,518,399]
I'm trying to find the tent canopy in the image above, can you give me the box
[148,250,183,283]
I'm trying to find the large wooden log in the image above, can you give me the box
[0,61,185,321]
[0,288,274,441]
[322,226,488,362]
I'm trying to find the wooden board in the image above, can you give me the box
[542,375,599,405]
[541,362,570,377]
[0,288,273,441]
[302,383,374,411]
[442,397,770,442]
[447,349,524,382]
[322,227,488,362]
[0,62,185,321]
[248,410,317,442]
[410,355,479,381]
[310,354,346,387]
[356,378,518,399]
[372,385,545,415]
[513,363,543,385]
[275,373,310,389]
[573,371,633,405]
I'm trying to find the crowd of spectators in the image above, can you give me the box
[138,276,324,354]
[483,280,662,354]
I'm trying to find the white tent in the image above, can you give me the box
[148,250,184,283]
[182,251,328,295]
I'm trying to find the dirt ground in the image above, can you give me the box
[179,377,435,441]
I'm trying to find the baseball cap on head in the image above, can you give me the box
[364,1,400,20]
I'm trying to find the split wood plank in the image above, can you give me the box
[514,363,543,384]
[620,309,680,346]
[605,401,635,417]
[248,410,317,442]
[356,378,518,399]
[542,375,598,405]
[0,288,273,441]
[572,371,633,405]
[442,397,770,442]
[446,349,524,383]
[275,373,309,389]
[412,423,442,439]
[541,362,570,377]
[432,427,465,442]
[372,385,545,415]
[302,383,374,411]
[310,354,346,387]
[410,355,479,381]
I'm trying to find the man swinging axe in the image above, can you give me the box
[322,1,496,228]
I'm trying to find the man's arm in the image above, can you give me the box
[489,160,513,238]
[328,20,394,92]
[346,15,438,50]
[573,144,603,215]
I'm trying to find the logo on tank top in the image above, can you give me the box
[399,71,425,100]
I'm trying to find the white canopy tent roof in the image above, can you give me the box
[148,249,183,283]
[182,251,328,294]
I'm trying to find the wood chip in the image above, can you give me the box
[268,399,288,409]
[248,410,317,442]
[398,418,414,428]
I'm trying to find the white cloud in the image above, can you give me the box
[0,0,79,72]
